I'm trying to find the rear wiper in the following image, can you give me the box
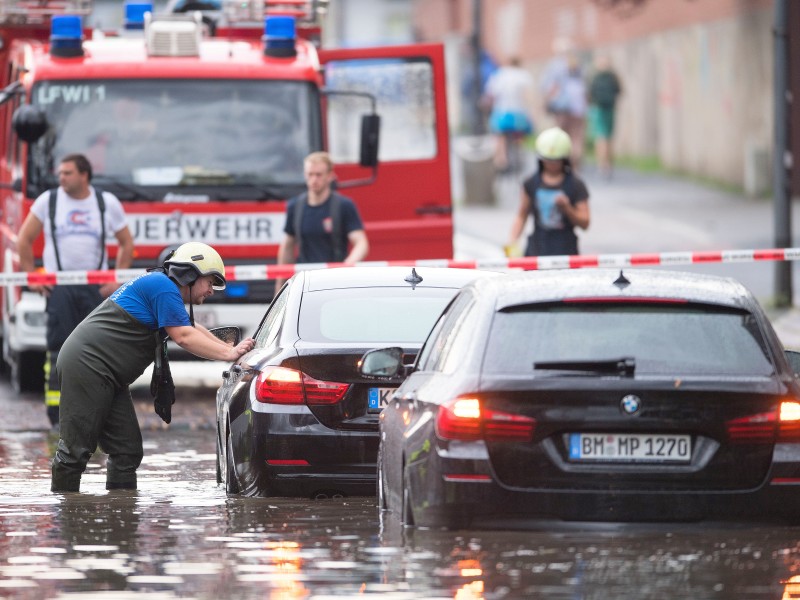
[533,357,636,377]
[92,175,156,201]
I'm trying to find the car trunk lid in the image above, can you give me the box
[469,377,790,491]
[295,342,415,431]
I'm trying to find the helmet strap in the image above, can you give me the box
[188,281,195,327]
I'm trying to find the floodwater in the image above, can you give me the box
[2,390,800,598]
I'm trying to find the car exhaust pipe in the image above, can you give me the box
[313,492,329,500]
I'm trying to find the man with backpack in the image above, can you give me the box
[274,151,369,293]
[17,153,134,429]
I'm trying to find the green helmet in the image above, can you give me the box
[535,127,572,160]
[164,242,226,290]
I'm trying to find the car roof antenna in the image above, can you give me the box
[405,268,423,289]
[613,270,631,290]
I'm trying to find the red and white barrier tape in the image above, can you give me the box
[5,247,800,286]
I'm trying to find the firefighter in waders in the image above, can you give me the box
[50,242,255,493]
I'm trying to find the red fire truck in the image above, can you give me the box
[0,0,454,391]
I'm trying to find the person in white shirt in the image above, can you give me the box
[483,56,535,172]
[17,153,135,429]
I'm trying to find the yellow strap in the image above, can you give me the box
[45,390,60,407]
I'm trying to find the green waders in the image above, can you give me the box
[52,300,157,492]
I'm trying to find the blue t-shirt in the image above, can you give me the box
[109,271,191,330]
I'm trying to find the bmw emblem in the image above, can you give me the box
[620,394,641,415]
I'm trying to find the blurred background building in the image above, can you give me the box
[87,0,795,199]
[412,0,792,199]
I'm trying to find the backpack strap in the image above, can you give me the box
[48,186,107,272]
[561,172,577,203]
[48,188,62,271]
[293,191,307,260]
[94,187,107,270]
[329,192,343,262]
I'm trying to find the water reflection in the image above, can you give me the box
[0,429,799,598]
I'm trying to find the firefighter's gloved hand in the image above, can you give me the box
[151,354,176,424]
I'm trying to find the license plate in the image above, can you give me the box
[368,387,396,412]
[569,433,691,462]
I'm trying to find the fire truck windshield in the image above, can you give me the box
[26,79,319,200]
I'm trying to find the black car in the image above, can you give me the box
[362,269,800,528]
[216,266,499,498]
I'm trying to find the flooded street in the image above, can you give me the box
[2,384,800,598]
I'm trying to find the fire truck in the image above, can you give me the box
[0,0,454,391]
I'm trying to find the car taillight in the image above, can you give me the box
[255,367,349,405]
[436,396,535,442]
[726,411,776,443]
[779,401,800,442]
[725,401,800,443]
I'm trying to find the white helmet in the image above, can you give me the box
[535,127,572,160]
[163,242,226,290]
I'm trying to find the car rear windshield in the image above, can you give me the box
[483,303,775,376]
[299,287,457,343]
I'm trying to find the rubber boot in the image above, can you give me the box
[50,438,87,493]
[51,463,81,492]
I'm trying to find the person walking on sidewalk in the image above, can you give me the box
[482,56,535,173]
[506,127,590,257]
[541,47,588,170]
[588,54,622,178]
[274,151,369,292]
[50,242,256,493]
[17,153,134,429]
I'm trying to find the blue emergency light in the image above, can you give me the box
[224,282,249,299]
[124,2,153,30]
[50,15,84,58]
[263,16,297,58]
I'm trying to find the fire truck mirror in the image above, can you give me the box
[12,105,48,144]
[359,114,380,168]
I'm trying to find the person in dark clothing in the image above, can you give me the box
[17,153,135,429]
[274,151,369,292]
[50,242,255,493]
[588,54,622,178]
[506,127,590,257]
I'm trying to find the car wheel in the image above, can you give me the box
[215,425,222,485]
[402,485,415,527]
[401,459,415,527]
[225,432,239,495]
[377,448,387,510]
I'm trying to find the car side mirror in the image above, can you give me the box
[210,326,242,346]
[786,350,800,375]
[360,347,404,378]
[359,113,380,168]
